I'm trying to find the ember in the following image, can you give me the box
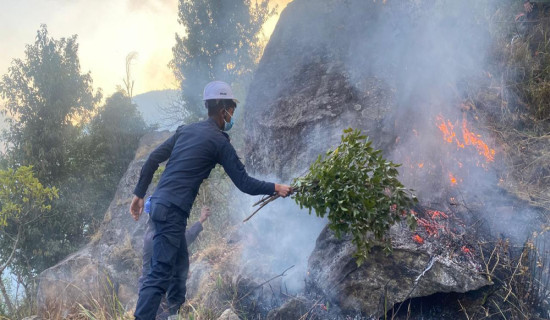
[461,246,472,255]
[414,209,450,237]
[449,173,458,185]
[413,234,424,244]
[426,209,448,219]
[417,217,447,236]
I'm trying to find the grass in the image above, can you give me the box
[464,1,550,217]
[466,233,550,320]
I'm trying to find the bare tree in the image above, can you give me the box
[123,52,138,99]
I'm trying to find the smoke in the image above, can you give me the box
[236,0,543,298]
[336,0,540,244]
[232,174,326,294]
[126,0,177,12]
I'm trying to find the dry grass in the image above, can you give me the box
[461,233,550,320]
[111,233,141,272]
[467,2,550,218]
[494,129,550,211]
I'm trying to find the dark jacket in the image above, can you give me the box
[134,118,275,212]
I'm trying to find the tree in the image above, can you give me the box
[75,91,148,189]
[0,24,102,182]
[168,0,275,124]
[0,166,58,316]
[0,25,104,286]
[123,52,138,99]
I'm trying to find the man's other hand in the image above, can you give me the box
[275,184,293,198]
[130,196,144,221]
[525,1,533,13]
[200,206,211,224]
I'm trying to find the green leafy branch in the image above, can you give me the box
[244,128,418,265]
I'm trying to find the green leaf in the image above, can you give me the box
[291,128,417,265]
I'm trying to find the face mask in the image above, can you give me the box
[223,109,234,131]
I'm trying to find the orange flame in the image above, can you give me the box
[413,234,424,244]
[461,118,495,162]
[436,114,495,163]
[418,163,424,168]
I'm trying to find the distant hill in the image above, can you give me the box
[133,89,180,130]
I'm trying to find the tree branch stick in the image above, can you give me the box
[238,265,295,302]
[243,195,280,222]
[0,225,22,274]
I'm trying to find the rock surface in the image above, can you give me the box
[244,0,414,179]
[266,298,308,320]
[218,308,240,320]
[36,131,171,317]
[306,225,491,317]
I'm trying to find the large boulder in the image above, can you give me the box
[244,0,401,180]
[36,131,171,317]
[306,224,491,317]
[243,0,495,316]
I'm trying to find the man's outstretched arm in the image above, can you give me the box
[218,142,292,197]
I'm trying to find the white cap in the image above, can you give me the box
[203,81,240,103]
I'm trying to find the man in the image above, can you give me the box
[524,0,550,12]
[518,0,550,19]
[138,198,210,319]
[130,80,292,320]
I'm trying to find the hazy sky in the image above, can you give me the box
[0,0,291,97]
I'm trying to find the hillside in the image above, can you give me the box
[33,1,550,319]
[133,89,180,130]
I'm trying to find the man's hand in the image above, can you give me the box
[525,1,533,13]
[130,196,144,221]
[199,206,211,224]
[275,184,293,198]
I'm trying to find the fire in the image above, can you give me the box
[413,234,424,244]
[437,117,459,145]
[449,173,457,185]
[417,218,446,236]
[416,209,449,237]
[461,118,495,162]
[426,209,448,219]
[436,114,495,163]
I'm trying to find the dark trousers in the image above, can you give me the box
[134,198,189,320]
[138,217,155,290]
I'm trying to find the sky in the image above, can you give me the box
[0,0,291,98]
